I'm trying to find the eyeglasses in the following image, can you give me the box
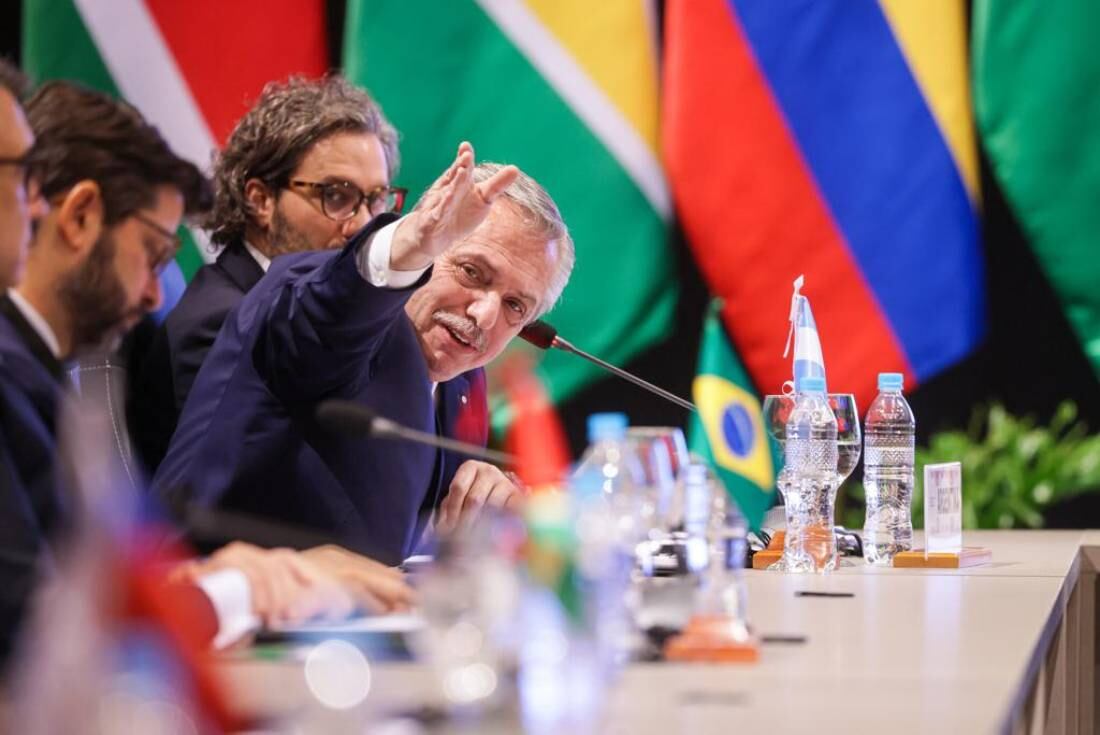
[131,210,182,276]
[0,150,41,193]
[288,180,407,221]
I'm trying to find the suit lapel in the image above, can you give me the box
[216,243,265,294]
[0,294,67,384]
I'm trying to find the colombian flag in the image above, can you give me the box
[689,302,777,530]
[664,0,985,411]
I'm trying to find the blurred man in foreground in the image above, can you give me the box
[155,144,575,565]
[0,74,411,671]
[0,62,44,291]
[130,75,403,473]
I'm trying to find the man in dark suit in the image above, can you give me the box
[154,144,576,565]
[0,78,411,671]
[130,76,403,473]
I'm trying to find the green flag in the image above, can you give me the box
[688,302,778,530]
[343,1,677,428]
[973,0,1100,377]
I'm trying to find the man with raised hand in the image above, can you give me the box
[155,143,575,565]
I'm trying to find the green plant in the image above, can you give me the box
[840,401,1100,530]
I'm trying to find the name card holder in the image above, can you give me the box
[893,461,991,568]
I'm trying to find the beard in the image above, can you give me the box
[57,230,139,356]
[267,205,322,256]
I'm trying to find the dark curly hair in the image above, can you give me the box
[207,75,399,247]
[25,81,212,224]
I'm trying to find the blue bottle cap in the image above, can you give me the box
[586,412,628,442]
[877,372,904,391]
[795,375,827,394]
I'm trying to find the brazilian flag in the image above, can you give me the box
[689,301,778,530]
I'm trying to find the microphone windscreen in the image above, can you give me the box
[315,400,378,436]
[519,320,558,350]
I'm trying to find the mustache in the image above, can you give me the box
[433,310,486,351]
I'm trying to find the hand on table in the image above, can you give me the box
[435,459,525,535]
[301,544,415,614]
[171,541,355,627]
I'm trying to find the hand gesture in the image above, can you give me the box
[389,142,519,271]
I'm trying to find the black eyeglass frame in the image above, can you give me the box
[0,151,41,191]
[130,210,183,276]
[288,179,408,221]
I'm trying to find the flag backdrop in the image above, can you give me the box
[973,0,1100,380]
[343,0,677,427]
[663,0,985,412]
[689,301,777,530]
[22,0,328,283]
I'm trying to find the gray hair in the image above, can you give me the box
[473,163,575,316]
[207,74,399,246]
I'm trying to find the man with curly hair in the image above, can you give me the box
[131,75,402,473]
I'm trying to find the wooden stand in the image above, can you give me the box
[751,531,785,570]
[892,547,993,569]
[664,615,760,663]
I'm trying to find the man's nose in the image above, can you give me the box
[143,273,164,313]
[467,292,501,332]
[26,180,49,221]
[340,206,374,238]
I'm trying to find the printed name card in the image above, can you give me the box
[924,461,962,555]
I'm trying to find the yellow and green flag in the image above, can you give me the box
[689,301,777,530]
[343,1,677,426]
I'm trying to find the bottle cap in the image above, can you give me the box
[586,412,628,442]
[795,375,827,394]
[877,372,904,391]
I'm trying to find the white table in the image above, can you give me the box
[219,530,1100,734]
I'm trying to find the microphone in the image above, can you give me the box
[519,320,697,412]
[315,400,515,466]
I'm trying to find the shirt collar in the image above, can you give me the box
[243,240,271,273]
[7,288,62,359]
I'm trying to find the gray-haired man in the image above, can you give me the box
[154,143,576,564]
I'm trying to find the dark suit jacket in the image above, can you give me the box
[152,216,489,565]
[0,295,70,671]
[129,243,264,473]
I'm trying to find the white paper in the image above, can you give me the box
[273,612,424,635]
[924,461,962,554]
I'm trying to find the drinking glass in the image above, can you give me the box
[625,426,690,534]
[829,394,861,489]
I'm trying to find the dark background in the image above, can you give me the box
[5,3,1099,518]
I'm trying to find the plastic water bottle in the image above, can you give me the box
[862,372,915,565]
[571,413,645,663]
[573,413,645,550]
[780,375,839,572]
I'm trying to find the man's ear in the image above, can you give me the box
[55,180,105,256]
[244,178,277,230]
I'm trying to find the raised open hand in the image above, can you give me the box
[389,142,519,272]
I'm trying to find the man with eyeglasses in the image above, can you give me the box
[0,78,413,672]
[0,61,47,291]
[154,141,576,566]
[130,75,404,474]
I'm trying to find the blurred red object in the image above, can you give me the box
[500,357,571,490]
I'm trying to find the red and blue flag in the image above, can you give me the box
[663,0,984,409]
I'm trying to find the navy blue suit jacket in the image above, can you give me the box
[153,216,488,565]
[130,243,265,473]
[0,295,70,670]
